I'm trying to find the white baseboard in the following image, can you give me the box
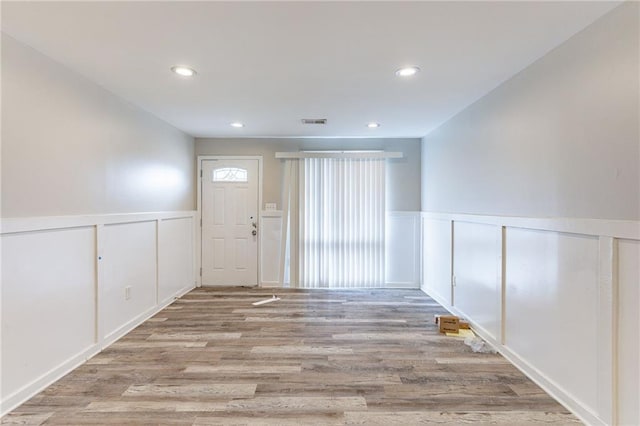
[420,286,603,426]
[420,285,449,308]
[497,344,605,426]
[384,281,420,289]
[103,284,194,348]
[1,283,194,417]
[158,285,195,307]
[0,345,100,416]
[422,284,452,305]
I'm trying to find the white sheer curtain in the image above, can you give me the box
[280,157,385,288]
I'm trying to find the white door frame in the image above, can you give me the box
[196,155,263,287]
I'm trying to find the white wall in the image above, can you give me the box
[159,218,196,303]
[1,35,195,217]
[1,36,197,415]
[260,211,283,287]
[196,138,421,212]
[422,218,451,304]
[453,222,501,340]
[421,3,639,425]
[1,227,96,404]
[421,2,638,220]
[102,221,158,340]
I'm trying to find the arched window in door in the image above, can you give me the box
[212,167,248,182]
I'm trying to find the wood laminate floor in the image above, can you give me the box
[2,287,581,425]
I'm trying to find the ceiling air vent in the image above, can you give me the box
[301,118,327,125]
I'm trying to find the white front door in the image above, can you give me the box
[201,159,259,286]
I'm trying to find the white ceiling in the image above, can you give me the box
[1,1,620,139]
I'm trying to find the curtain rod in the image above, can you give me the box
[275,151,403,159]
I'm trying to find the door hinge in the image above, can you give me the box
[199,267,202,276]
[200,170,203,178]
[200,218,202,227]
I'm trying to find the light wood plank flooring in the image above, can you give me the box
[2,287,581,425]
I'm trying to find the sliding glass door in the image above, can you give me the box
[281,155,387,288]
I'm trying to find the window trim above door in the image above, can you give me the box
[196,155,263,287]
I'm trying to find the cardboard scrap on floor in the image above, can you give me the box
[435,315,458,333]
[446,328,475,338]
[435,314,471,335]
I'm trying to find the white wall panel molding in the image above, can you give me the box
[101,221,157,339]
[420,211,639,426]
[158,217,195,304]
[0,211,196,235]
[0,345,101,421]
[100,285,193,350]
[494,335,606,426]
[616,239,640,426]
[453,221,501,341]
[505,228,600,423]
[386,211,421,288]
[421,217,453,305]
[1,227,96,415]
[422,211,640,240]
[596,236,616,425]
[260,210,282,286]
[1,211,196,416]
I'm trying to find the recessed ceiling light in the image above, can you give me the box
[230,122,244,128]
[367,122,380,128]
[395,66,420,77]
[171,66,196,77]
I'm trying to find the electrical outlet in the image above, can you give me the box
[125,286,131,300]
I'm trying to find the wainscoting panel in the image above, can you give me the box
[422,217,452,305]
[102,221,158,340]
[617,238,640,426]
[505,228,600,413]
[0,211,196,416]
[158,217,195,304]
[453,221,501,341]
[1,227,96,411]
[421,211,640,426]
[385,212,421,288]
[260,211,282,286]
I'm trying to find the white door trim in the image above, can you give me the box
[197,155,263,287]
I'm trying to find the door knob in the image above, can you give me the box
[252,230,257,236]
